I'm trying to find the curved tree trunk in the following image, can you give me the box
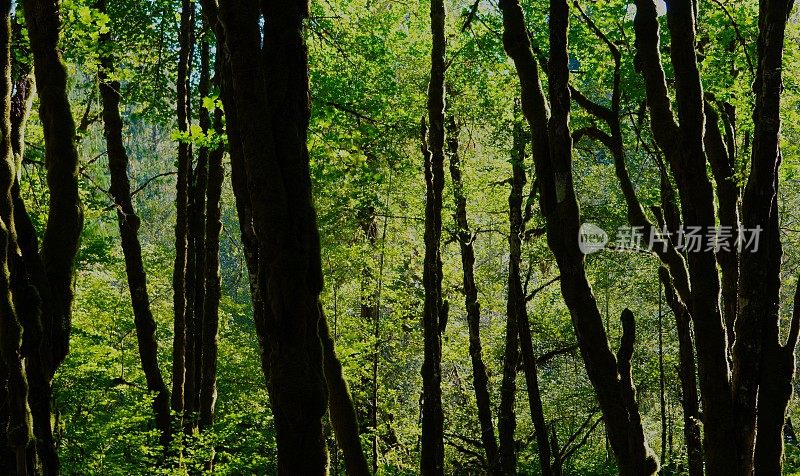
[21,0,84,472]
[446,116,499,474]
[499,0,657,473]
[97,0,172,447]
[319,305,371,476]
[0,5,34,473]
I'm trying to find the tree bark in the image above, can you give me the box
[633,2,736,472]
[740,1,797,473]
[660,268,702,476]
[218,0,329,471]
[446,116,499,474]
[499,0,658,473]
[497,123,523,476]
[420,0,446,470]
[187,27,210,430]
[319,305,371,476]
[505,118,553,476]
[198,42,224,434]
[0,5,33,472]
[97,0,171,447]
[21,0,84,472]
[171,0,194,418]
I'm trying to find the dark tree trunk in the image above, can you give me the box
[505,118,553,476]
[703,100,739,347]
[21,0,84,472]
[633,1,736,473]
[754,279,800,474]
[743,2,798,473]
[420,0,446,471]
[198,43,224,434]
[499,0,657,473]
[660,269,702,476]
[171,0,194,417]
[196,0,269,386]
[497,120,525,475]
[658,283,667,468]
[217,0,329,471]
[319,305,371,476]
[0,5,33,473]
[97,0,171,447]
[446,116,499,474]
[187,27,210,431]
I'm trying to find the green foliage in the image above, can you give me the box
[12,0,800,473]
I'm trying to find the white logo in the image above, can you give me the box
[579,223,608,254]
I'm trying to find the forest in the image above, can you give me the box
[1,0,799,474]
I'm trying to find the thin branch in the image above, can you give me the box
[130,171,177,197]
[537,343,577,365]
[709,0,755,78]
[525,275,561,302]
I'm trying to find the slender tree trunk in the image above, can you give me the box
[703,101,739,347]
[497,121,525,475]
[659,268,702,476]
[171,0,194,418]
[97,0,171,447]
[500,0,657,473]
[420,0,446,471]
[187,25,210,430]
[198,44,224,435]
[319,305,371,476]
[505,118,553,476]
[21,0,84,472]
[446,116,499,474]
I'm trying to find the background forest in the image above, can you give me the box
[3,0,800,474]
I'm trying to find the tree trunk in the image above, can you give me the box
[660,269,702,476]
[197,0,270,386]
[218,0,329,471]
[319,305,371,476]
[97,0,171,447]
[633,1,737,473]
[420,0,446,471]
[754,278,800,474]
[21,0,84,472]
[499,0,657,473]
[198,42,224,434]
[0,5,34,472]
[742,2,798,473]
[446,115,499,474]
[506,118,553,476]
[187,27,210,430]
[497,121,525,475]
[171,0,194,418]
